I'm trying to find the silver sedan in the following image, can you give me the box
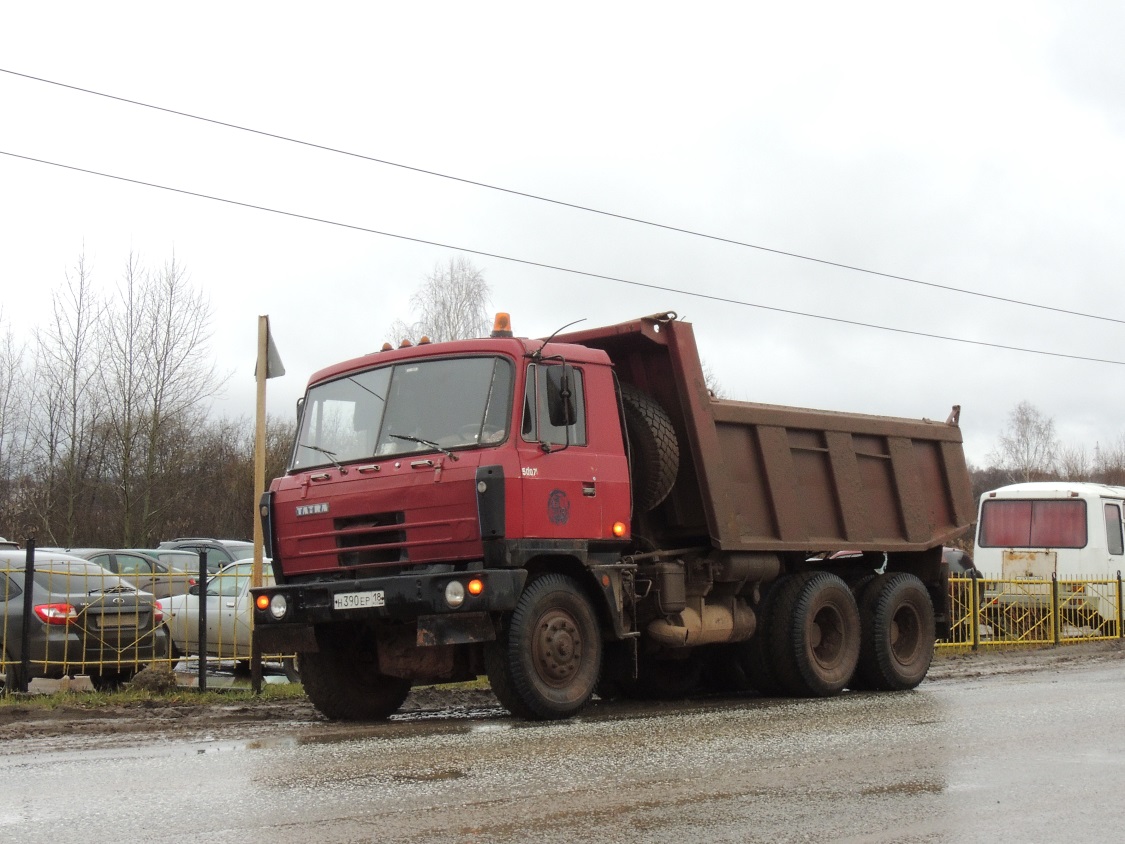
[162,559,297,680]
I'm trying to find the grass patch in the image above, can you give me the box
[420,676,492,692]
[0,682,307,710]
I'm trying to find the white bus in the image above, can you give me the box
[975,481,1124,624]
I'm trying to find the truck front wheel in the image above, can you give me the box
[485,574,602,720]
[300,634,412,721]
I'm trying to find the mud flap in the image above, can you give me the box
[254,623,319,654]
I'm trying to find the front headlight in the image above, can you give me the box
[269,594,288,620]
[444,580,466,609]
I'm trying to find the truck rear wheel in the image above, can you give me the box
[855,572,934,691]
[737,574,801,697]
[619,384,679,511]
[300,632,412,720]
[769,572,860,697]
[485,574,601,720]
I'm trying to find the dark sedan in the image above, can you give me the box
[68,548,196,599]
[1,550,168,690]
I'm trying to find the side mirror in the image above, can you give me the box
[546,365,577,427]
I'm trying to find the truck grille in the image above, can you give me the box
[334,511,407,566]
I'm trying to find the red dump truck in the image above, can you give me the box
[252,311,974,720]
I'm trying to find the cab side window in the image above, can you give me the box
[522,364,587,446]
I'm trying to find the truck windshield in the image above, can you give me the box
[291,356,513,471]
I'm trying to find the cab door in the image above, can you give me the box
[517,362,604,540]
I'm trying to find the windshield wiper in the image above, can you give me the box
[297,443,348,473]
[389,434,459,461]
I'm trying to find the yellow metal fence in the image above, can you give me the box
[1,562,293,691]
[942,574,1124,649]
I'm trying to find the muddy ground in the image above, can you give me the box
[1,639,1121,745]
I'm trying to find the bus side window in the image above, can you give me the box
[1104,503,1123,556]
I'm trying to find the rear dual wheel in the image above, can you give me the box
[737,574,802,697]
[854,573,935,691]
[769,572,861,697]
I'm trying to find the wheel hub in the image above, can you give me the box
[533,610,583,687]
[890,606,921,660]
[811,607,844,666]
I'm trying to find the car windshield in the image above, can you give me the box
[291,355,513,470]
[204,562,273,597]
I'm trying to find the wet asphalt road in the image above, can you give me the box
[2,661,1123,844]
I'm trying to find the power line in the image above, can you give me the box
[3,147,1124,367]
[2,66,1123,327]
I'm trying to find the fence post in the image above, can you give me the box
[1117,570,1123,640]
[1051,572,1060,645]
[197,551,208,691]
[17,539,36,693]
[970,571,981,651]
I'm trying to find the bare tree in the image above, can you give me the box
[989,400,1059,483]
[700,359,727,399]
[389,256,492,343]
[101,252,148,543]
[1057,443,1091,482]
[0,311,32,538]
[29,251,108,546]
[135,254,224,544]
[1094,437,1125,486]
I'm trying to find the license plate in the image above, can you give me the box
[96,614,138,628]
[333,590,385,610]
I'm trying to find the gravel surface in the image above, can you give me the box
[1,639,1121,746]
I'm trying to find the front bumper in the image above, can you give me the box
[251,568,528,628]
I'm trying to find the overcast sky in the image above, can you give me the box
[2,2,1123,467]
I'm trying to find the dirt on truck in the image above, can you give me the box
[252,311,976,721]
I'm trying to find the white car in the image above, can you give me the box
[162,559,298,680]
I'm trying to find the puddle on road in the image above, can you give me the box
[392,768,467,783]
[861,779,945,796]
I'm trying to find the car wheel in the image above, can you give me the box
[164,628,183,661]
[2,653,26,693]
[91,670,134,691]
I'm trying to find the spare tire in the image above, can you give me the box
[619,384,679,511]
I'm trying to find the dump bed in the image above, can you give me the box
[556,312,975,553]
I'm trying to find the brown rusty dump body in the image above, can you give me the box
[555,312,975,555]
